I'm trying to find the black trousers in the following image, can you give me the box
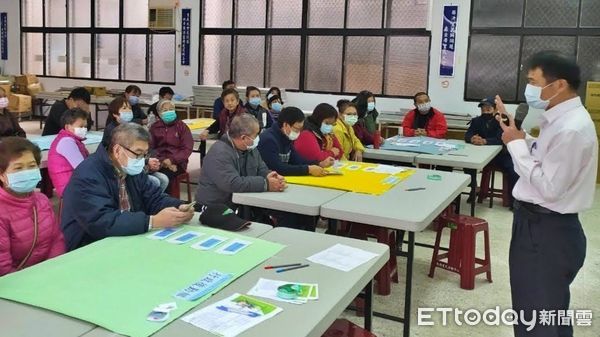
[509,201,586,337]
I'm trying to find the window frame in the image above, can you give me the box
[198,0,432,99]
[465,0,600,104]
[19,0,176,85]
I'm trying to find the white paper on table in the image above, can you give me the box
[306,244,380,272]
[373,164,407,175]
[181,293,282,337]
[247,278,312,305]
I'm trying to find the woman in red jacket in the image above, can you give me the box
[149,100,194,191]
[0,137,65,276]
[402,92,448,139]
[294,103,343,162]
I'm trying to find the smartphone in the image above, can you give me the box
[181,201,197,212]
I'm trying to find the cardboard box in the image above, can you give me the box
[8,94,32,112]
[27,83,43,96]
[588,108,600,121]
[14,74,39,87]
[84,86,108,97]
[0,83,11,95]
[586,81,600,110]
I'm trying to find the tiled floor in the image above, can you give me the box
[22,120,599,337]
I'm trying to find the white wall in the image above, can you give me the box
[0,0,534,124]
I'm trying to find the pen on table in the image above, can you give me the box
[264,263,302,270]
[276,264,310,273]
[405,187,426,191]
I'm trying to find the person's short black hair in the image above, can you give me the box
[278,107,305,127]
[245,86,260,97]
[413,91,429,103]
[61,108,89,127]
[221,87,239,100]
[159,86,174,97]
[309,103,338,125]
[125,85,141,95]
[526,51,581,91]
[222,80,236,90]
[336,99,351,111]
[68,87,91,104]
[0,137,41,184]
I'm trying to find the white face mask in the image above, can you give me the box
[417,103,431,113]
[344,115,358,126]
[287,130,300,141]
[0,97,8,109]
[246,135,260,150]
[74,127,88,139]
[524,82,558,110]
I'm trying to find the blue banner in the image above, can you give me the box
[1,13,7,60]
[181,8,191,66]
[439,5,458,77]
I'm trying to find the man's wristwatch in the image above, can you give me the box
[148,215,154,231]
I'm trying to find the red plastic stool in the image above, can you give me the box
[168,172,192,202]
[322,319,377,337]
[428,213,492,290]
[477,165,510,208]
[348,223,398,296]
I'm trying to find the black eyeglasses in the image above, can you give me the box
[120,145,149,160]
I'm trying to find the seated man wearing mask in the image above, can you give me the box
[61,123,194,251]
[402,92,448,139]
[196,114,315,231]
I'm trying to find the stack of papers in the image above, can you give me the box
[182,293,282,337]
[307,244,379,272]
[373,164,408,175]
[247,278,318,305]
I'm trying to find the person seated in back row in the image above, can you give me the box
[149,99,194,192]
[147,86,175,119]
[266,94,284,122]
[294,103,344,162]
[402,92,448,139]
[42,87,93,136]
[61,123,194,251]
[0,137,65,276]
[196,114,315,231]
[48,108,90,197]
[0,87,26,139]
[205,88,247,137]
[213,80,236,120]
[244,86,272,130]
[258,106,332,177]
[123,85,148,125]
[465,96,518,204]
[352,90,385,146]
[334,100,365,161]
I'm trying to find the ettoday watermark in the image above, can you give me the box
[418,307,593,331]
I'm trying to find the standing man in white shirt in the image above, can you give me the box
[497,51,597,337]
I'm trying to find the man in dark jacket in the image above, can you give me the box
[258,107,331,176]
[196,114,315,230]
[61,123,194,251]
[42,87,93,136]
[465,96,519,204]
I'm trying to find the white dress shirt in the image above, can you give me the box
[507,96,598,214]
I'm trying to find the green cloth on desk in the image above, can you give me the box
[0,225,283,337]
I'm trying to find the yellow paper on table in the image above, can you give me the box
[184,118,215,130]
[285,161,415,195]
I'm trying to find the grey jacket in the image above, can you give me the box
[195,134,270,208]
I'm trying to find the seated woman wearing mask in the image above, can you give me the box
[0,137,65,276]
[334,100,365,161]
[244,86,272,130]
[294,103,343,162]
[149,100,194,191]
[267,94,284,122]
[48,108,91,197]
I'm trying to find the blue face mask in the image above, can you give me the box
[249,97,261,107]
[320,123,334,135]
[6,169,42,193]
[120,111,134,123]
[128,95,139,106]
[367,102,375,112]
[160,110,177,123]
[272,102,283,112]
[122,156,145,176]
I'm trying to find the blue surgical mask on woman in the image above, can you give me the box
[120,111,134,123]
[271,102,283,113]
[160,110,177,123]
[367,102,375,112]
[128,95,139,106]
[320,123,334,135]
[122,156,145,176]
[249,97,261,107]
[6,169,42,193]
